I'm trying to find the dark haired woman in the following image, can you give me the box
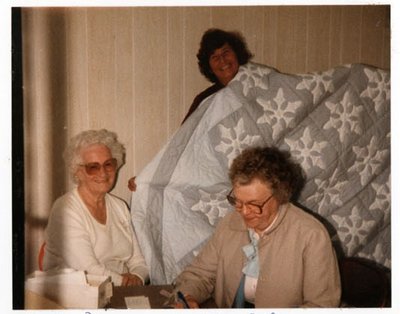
[182,28,253,123]
[128,28,253,191]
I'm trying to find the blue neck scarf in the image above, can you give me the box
[241,229,259,278]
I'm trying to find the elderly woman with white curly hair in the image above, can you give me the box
[43,129,149,286]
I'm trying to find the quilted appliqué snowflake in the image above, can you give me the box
[360,67,390,114]
[348,136,390,186]
[371,179,391,222]
[323,91,364,142]
[215,118,262,166]
[284,127,329,171]
[256,88,303,140]
[332,205,376,256]
[306,168,347,216]
[191,190,231,226]
[235,63,272,96]
[296,69,335,103]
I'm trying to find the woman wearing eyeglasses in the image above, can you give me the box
[174,146,341,308]
[43,129,149,286]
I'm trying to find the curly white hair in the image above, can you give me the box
[64,129,125,182]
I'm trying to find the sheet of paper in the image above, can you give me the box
[124,295,151,309]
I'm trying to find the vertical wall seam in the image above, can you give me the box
[85,8,89,127]
[305,7,309,70]
[359,7,363,63]
[132,8,136,172]
[167,9,171,136]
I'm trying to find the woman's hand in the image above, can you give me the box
[174,294,200,309]
[121,273,143,286]
[128,176,137,192]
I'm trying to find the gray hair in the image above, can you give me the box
[229,146,306,204]
[64,129,125,182]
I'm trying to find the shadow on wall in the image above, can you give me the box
[26,6,70,271]
[17,7,69,309]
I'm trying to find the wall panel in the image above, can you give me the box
[133,8,169,171]
[87,9,117,129]
[328,6,343,69]
[243,6,265,64]
[182,7,211,112]
[360,6,388,68]
[307,6,331,71]
[262,7,279,68]
[340,6,362,65]
[276,6,308,73]
[167,7,185,132]
[382,6,390,69]
[23,7,69,275]
[65,8,89,137]
[212,6,244,31]
[112,8,135,195]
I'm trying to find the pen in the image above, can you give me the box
[177,291,190,308]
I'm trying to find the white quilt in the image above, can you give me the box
[130,62,391,284]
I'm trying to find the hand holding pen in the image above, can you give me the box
[175,291,199,309]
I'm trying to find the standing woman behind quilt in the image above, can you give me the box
[182,27,253,123]
[128,28,253,191]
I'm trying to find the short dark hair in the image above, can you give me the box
[229,146,306,204]
[197,28,253,83]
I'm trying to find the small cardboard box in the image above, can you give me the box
[25,268,113,309]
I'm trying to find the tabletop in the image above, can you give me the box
[107,284,217,309]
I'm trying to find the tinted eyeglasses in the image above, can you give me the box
[79,158,118,176]
[226,189,274,214]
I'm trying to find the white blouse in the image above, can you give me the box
[43,188,149,286]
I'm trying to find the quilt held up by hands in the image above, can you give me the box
[130,62,390,284]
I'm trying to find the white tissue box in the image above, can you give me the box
[25,268,113,309]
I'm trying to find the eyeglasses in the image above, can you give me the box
[226,189,274,215]
[79,158,117,176]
